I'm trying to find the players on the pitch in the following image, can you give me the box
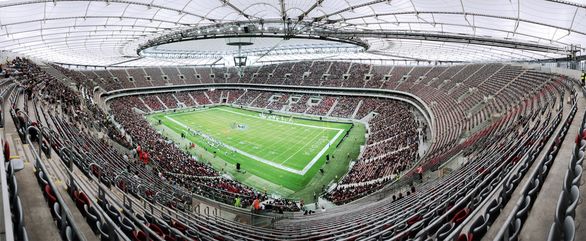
[258,112,293,123]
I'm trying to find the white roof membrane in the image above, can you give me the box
[0,0,582,66]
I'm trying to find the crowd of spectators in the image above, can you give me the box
[205,90,223,103]
[303,61,330,86]
[233,90,260,106]
[249,92,272,108]
[174,92,197,107]
[354,98,383,119]
[191,91,212,105]
[306,97,336,116]
[325,101,420,204]
[226,90,244,103]
[268,63,294,84]
[44,60,559,209]
[327,62,351,80]
[239,66,260,83]
[290,62,310,82]
[158,93,178,109]
[141,95,165,111]
[288,95,310,113]
[1,57,35,77]
[10,56,557,218]
[330,98,360,118]
[266,94,289,111]
[109,99,262,202]
[343,63,370,88]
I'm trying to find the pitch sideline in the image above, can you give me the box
[163,109,345,175]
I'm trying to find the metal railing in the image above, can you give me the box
[0,129,14,241]
[26,126,88,241]
[61,158,131,241]
[0,82,18,241]
[492,94,577,240]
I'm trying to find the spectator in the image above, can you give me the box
[234,196,241,208]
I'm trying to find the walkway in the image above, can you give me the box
[518,86,586,240]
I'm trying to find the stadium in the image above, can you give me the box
[0,0,585,241]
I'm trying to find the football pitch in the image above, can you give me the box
[148,106,361,197]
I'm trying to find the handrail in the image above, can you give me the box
[492,94,577,240]
[62,157,132,241]
[109,182,251,240]
[38,126,55,154]
[106,171,294,238]
[87,163,166,241]
[25,126,88,241]
[0,128,14,241]
[367,93,565,241]
[0,94,5,127]
[392,126,547,241]
[0,83,16,241]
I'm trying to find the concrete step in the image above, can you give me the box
[11,135,62,241]
[519,88,586,240]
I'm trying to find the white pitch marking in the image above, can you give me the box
[164,108,346,175]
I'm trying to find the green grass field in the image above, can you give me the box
[148,106,365,200]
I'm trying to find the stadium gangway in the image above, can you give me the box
[109,171,291,238]
[0,82,15,238]
[102,167,300,240]
[444,86,572,240]
[381,109,559,241]
[490,92,578,241]
[56,144,166,241]
[26,126,89,241]
[37,118,154,241]
[458,98,571,241]
[98,153,285,228]
[60,156,132,241]
[547,100,586,240]
[0,83,17,128]
[88,165,152,241]
[88,162,233,241]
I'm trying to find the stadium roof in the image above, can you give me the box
[0,0,584,67]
